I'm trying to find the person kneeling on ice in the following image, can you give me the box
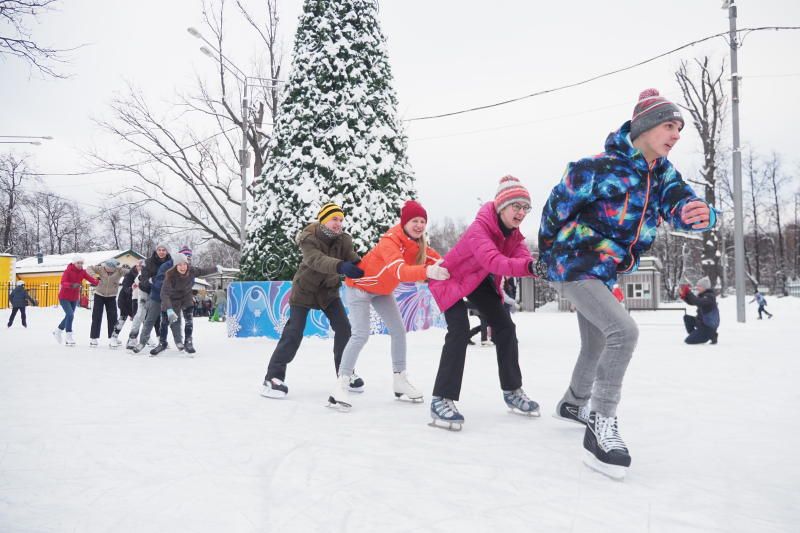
[261,202,364,399]
[679,277,719,345]
[537,89,716,479]
[328,200,449,410]
[427,176,541,431]
[157,252,219,356]
[53,255,100,347]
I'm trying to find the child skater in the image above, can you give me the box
[7,280,37,328]
[261,202,365,399]
[538,89,716,479]
[327,200,449,410]
[428,176,541,430]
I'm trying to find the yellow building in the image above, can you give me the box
[12,249,144,307]
[1,254,16,308]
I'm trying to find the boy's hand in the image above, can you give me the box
[681,200,711,229]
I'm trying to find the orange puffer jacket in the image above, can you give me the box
[346,224,441,295]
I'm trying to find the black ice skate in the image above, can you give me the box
[348,372,365,393]
[553,399,589,426]
[261,377,288,399]
[149,342,168,357]
[184,338,196,355]
[583,411,631,480]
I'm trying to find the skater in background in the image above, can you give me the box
[428,176,541,430]
[7,280,37,328]
[466,301,491,347]
[679,277,719,344]
[212,285,227,321]
[261,202,364,399]
[113,262,140,343]
[538,89,716,479]
[53,255,99,346]
[127,246,171,350]
[750,290,773,319]
[88,259,129,348]
[159,251,218,355]
[328,200,448,410]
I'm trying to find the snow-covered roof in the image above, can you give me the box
[15,250,144,275]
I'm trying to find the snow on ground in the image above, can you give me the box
[0,297,798,533]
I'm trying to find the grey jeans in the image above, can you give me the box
[554,279,639,417]
[338,286,407,377]
[128,291,149,338]
[138,297,163,346]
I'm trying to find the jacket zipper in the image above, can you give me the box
[618,193,629,225]
[620,162,653,273]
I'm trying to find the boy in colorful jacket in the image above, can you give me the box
[327,200,448,410]
[427,176,540,430]
[538,89,716,479]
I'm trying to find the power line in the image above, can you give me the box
[405,26,800,122]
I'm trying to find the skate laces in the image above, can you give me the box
[595,415,627,452]
[505,388,532,409]
[433,397,458,417]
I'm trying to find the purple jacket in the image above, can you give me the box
[429,202,533,312]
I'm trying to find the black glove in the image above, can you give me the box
[337,261,364,279]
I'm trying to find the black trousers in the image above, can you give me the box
[90,295,118,339]
[265,298,351,382]
[433,277,522,400]
[8,306,27,327]
[683,315,716,344]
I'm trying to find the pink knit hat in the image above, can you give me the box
[494,175,531,213]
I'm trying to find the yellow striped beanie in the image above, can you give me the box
[317,202,345,224]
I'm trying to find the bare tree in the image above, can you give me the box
[0,153,32,251]
[35,191,70,253]
[0,0,71,77]
[763,153,791,294]
[92,0,284,252]
[428,217,467,255]
[675,57,726,289]
[744,149,767,287]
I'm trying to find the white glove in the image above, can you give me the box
[426,259,450,281]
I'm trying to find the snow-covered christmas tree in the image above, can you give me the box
[240,0,415,281]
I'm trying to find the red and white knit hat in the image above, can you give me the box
[494,175,531,213]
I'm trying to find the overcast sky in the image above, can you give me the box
[2,0,799,239]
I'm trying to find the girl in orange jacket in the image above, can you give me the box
[327,200,450,410]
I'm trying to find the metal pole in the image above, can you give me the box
[239,83,249,248]
[728,1,746,322]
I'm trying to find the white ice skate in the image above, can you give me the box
[326,375,352,412]
[89,339,98,348]
[393,371,423,403]
[64,332,76,346]
[109,336,121,349]
[52,329,63,344]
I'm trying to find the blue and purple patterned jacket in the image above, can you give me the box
[538,121,716,288]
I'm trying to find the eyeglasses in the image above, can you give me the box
[510,203,532,213]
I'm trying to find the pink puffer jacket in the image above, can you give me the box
[429,202,533,311]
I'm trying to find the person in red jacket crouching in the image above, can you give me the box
[54,255,99,346]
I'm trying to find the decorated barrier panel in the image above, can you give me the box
[226,281,446,338]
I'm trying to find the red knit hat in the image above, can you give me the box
[494,175,531,213]
[400,200,427,227]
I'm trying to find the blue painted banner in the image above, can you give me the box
[226,281,446,338]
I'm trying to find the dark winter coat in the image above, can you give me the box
[88,264,130,298]
[150,260,173,303]
[161,265,216,312]
[9,286,37,307]
[58,263,99,301]
[139,251,171,294]
[118,267,139,316]
[290,223,360,310]
[684,289,720,330]
[538,121,716,288]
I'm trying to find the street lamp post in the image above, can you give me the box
[722,0,746,322]
[0,135,53,146]
[189,28,280,250]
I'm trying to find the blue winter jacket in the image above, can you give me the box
[538,121,716,288]
[9,286,36,307]
[150,259,173,303]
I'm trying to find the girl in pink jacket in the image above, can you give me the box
[428,176,540,430]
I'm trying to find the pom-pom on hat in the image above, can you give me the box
[494,175,531,213]
[317,202,345,225]
[630,88,684,141]
[400,200,428,227]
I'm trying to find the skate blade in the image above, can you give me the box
[347,387,365,393]
[260,387,287,399]
[582,450,627,481]
[509,407,541,417]
[428,419,463,432]
[552,412,586,426]
[394,393,424,403]
[326,397,351,412]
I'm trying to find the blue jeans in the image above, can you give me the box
[58,299,78,332]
